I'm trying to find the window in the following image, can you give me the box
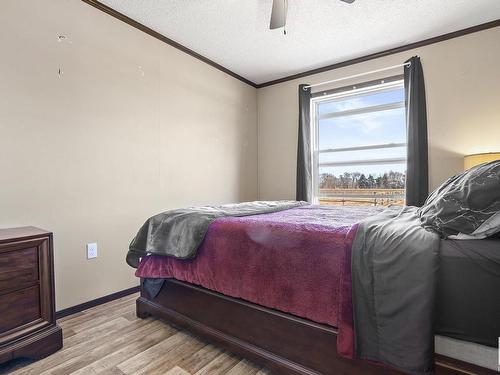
[311,78,406,206]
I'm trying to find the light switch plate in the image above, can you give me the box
[87,242,98,259]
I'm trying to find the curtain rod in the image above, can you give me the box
[303,62,411,90]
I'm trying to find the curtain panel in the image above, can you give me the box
[404,56,429,207]
[296,84,312,202]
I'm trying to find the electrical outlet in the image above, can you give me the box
[87,242,98,259]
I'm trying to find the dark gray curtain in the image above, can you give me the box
[296,84,312,202]
[404,56,429,207]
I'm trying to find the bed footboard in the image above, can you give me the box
[137,279,495,375]
[137,279,399,375]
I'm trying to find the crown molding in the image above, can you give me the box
[80,1,499,90]
[80,0,258,88]
[256,19,500,88]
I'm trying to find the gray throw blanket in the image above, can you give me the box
[127,200,306,268]
[351,206,440,375]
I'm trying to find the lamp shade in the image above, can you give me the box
[464,152,500,170]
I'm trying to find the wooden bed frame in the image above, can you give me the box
[136,279,495,375]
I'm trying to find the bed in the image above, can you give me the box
[131,203,498,374]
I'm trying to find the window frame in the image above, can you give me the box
[310,75,407,205]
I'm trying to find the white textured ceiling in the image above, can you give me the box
[99,0,500,84]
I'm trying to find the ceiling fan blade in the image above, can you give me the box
[270,0,288,29]
[340,0,355,3]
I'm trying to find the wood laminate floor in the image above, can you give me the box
[0,293,269,375]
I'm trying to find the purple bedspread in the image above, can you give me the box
[136,205,383,357]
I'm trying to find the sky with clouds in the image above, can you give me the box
[317,86,406,177]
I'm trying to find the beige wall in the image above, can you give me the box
[0,0,258,309]
[258,27,500,200]
[1,1,499,310]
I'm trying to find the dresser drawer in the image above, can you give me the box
[0,228,61,363]
[0,286,41,335]
[0,247,39,292]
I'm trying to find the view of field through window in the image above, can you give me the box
[314,81,407,206]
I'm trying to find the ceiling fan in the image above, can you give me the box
[270,0,355,31]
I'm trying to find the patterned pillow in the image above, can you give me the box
[418,160,500,239]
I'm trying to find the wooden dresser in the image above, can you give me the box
[0,227,62,364]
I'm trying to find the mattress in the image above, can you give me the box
[136,205,382,327]
[436,238,500,347]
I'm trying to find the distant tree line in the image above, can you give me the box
[319,171,406,189]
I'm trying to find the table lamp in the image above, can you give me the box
[464,152,500,170]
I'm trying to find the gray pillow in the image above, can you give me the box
[418,160,500,239]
